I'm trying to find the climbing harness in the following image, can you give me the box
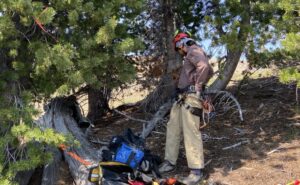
[176,90,215,129]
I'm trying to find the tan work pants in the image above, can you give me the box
[164,94,204,169]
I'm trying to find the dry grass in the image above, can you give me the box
[110,61,279,109]
[67,61,280,116]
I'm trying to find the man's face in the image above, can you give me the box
[177,46,186,56]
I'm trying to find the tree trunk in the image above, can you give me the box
[142,75,174,112]
[162,0,181,74]
[87,87,111,123]
[37,97,99,185]
[41,148,62,185]
[141,101,172,138]
[209,0,250,91]
[142,0,181,112]
[15,170,35,185]
[209,50,243,90]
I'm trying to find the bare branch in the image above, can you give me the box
[222,140,250,150]
[113,109,148,123]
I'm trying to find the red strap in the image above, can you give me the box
[59,144,92,166]
[128,181,145,185]
[33,7,58,42]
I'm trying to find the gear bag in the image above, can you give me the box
[88,161,134,185]
[101,128,161,178]
[115,142,144,169]
[102,129,145,169]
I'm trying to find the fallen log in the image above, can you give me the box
[36,97,99,185]
[141,101,172,139]
[36,97,172,184]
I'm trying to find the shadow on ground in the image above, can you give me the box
[146,76,299,184]
[50,76,299,185]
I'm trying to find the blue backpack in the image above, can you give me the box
[114,143,144,169]
[103,129,145,169]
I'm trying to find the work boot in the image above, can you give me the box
[158,160,175,173]
[180,170,203,185]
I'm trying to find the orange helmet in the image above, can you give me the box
[173,31,192,50]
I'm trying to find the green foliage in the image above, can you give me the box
[282,33,300,53]
[0,98,74,183]
[279,67,300,87]
[36,7,56,25]
[276,0,300,88]
[177,0,298,68]
[96,17,118,45]
[0,0,145,183]
[1,0,144,97]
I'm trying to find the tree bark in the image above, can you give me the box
[41,148,62,185]
[141,101,172,138]
[37,97,99,185]
[142,0,180,112]
[15,170,35,185]
[162,0,181,74]
[87,87,111,123]
[209,50,243,90]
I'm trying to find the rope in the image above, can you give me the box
[33,7,58,42]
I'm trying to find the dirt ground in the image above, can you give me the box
[89,76,300,185]
[199,77,300,185]
[35,75,299,185]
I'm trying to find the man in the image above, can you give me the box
[158,32,214,185]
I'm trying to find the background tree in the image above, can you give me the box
[175,0,299,91]
[0,0,144,183]
[276,0,300,104]
[138,0,180,112]
[140,0,299,112]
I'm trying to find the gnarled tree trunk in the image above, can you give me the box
[87,87,111,123]
[209,0,250,91]
[37,97,99,185]
[209,50,244,91]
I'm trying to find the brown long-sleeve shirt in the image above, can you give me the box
[177,45,213,92]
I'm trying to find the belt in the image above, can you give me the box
[177,85,207,94]
[177,86,196,94]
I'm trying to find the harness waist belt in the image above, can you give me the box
[177,86,196,94]
[177,85,207,94]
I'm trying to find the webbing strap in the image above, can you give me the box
[126,151,136,166]
[33,7,58,42]
[181,102,210,129]
[59,144,93,166]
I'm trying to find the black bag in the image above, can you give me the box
[88,161,134,185]
[139,149,162,178]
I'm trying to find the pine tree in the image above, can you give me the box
[277,0,300,104]
[0,0,144,183]
[152,0,298,90]
[139,0,294,111]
